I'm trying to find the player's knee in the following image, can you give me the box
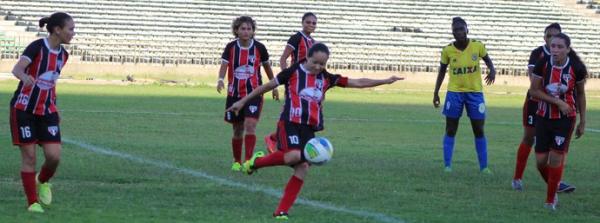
[473,130,484,138]
[284,151,302,165]
[45,156,61,167]
[445,128,457,137]
[548,152,563,167]
[21,156,36,169]
[293,163,310,179]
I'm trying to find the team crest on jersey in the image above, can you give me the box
[545,83,568,98]
[471,54,478,61]
[561,72,571,83]
[299,88,323,102]
[234,65,254,80]
[48,126,59,136]
[36,71,60,90]
[554,136,565,146]
[248,55,255,63]
[249,105,258,113]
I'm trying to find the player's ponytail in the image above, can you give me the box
[39,12,72,34]
[38,17,50,28]
[308,42,329,57]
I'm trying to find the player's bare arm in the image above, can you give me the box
[433,63,448,108]
[529,76,572,115]
[346,76,403,88]
[217,63,227,93]
[263,62,279,101]
[12,57,34,86]
[575,81,586,138]
[482,55,496,85]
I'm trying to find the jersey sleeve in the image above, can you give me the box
[478,42,488,58]
[258,43,270,64]
[327,73,348,89]
[527,47,541,67]
[221,43,232,64]
[275,66,294,85]
[21,39,43,63]
[440,46,449,65]
[286,33,301,50]
[532,59,546,79]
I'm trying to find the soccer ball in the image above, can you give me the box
[303,137,334,165]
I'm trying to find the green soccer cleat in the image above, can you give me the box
[242,151,265,175]
[273,211,289,220]
[444,166,452,173]
[481,167,492,175]
[231,162,242,172]
[27,202,44,213]
[36,174,52,205]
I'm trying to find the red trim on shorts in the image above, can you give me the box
[10,108,20,145]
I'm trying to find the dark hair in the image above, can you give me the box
[452,17,467,27]
[544,23,562,33]
[231,16,256,38]
[307,42,329,57]
[39,12,72,34]
[553,33,587,75]
[302,12,317,22]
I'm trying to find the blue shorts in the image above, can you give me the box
[442,91,486,120]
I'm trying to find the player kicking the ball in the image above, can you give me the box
[227,42,402,219]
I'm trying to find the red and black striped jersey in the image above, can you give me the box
[532,57,586,119]
[275,61,348,131]
[526,45,551,100]
[221,39,270,98]
[287,32,315,64]
[10,38,68,115]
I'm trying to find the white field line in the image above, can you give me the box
[62,138,404,223]
[61,109,600,133]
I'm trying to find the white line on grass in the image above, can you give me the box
[62,138,404,223]
[62,109,600,133]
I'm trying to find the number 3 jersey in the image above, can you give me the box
[221,39,269,98]
[275,61,348,131]
[10,38,69,115]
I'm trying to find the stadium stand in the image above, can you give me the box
[0,0,598,77]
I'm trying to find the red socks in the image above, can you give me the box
[244,134,256,161]
[254,151,286,169]
[20,171,37,205]
[546,165,564,203]
[513,143,532,180]
[275,175,304,214]
[232,138,243,163]
[38,165,56,183]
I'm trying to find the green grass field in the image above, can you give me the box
[0,80,599,223]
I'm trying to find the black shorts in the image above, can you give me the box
[522,97,538,127]
[534,116,575,153]
[276,120,315,160]
[10,108,61,145]
[224,95,263,123]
